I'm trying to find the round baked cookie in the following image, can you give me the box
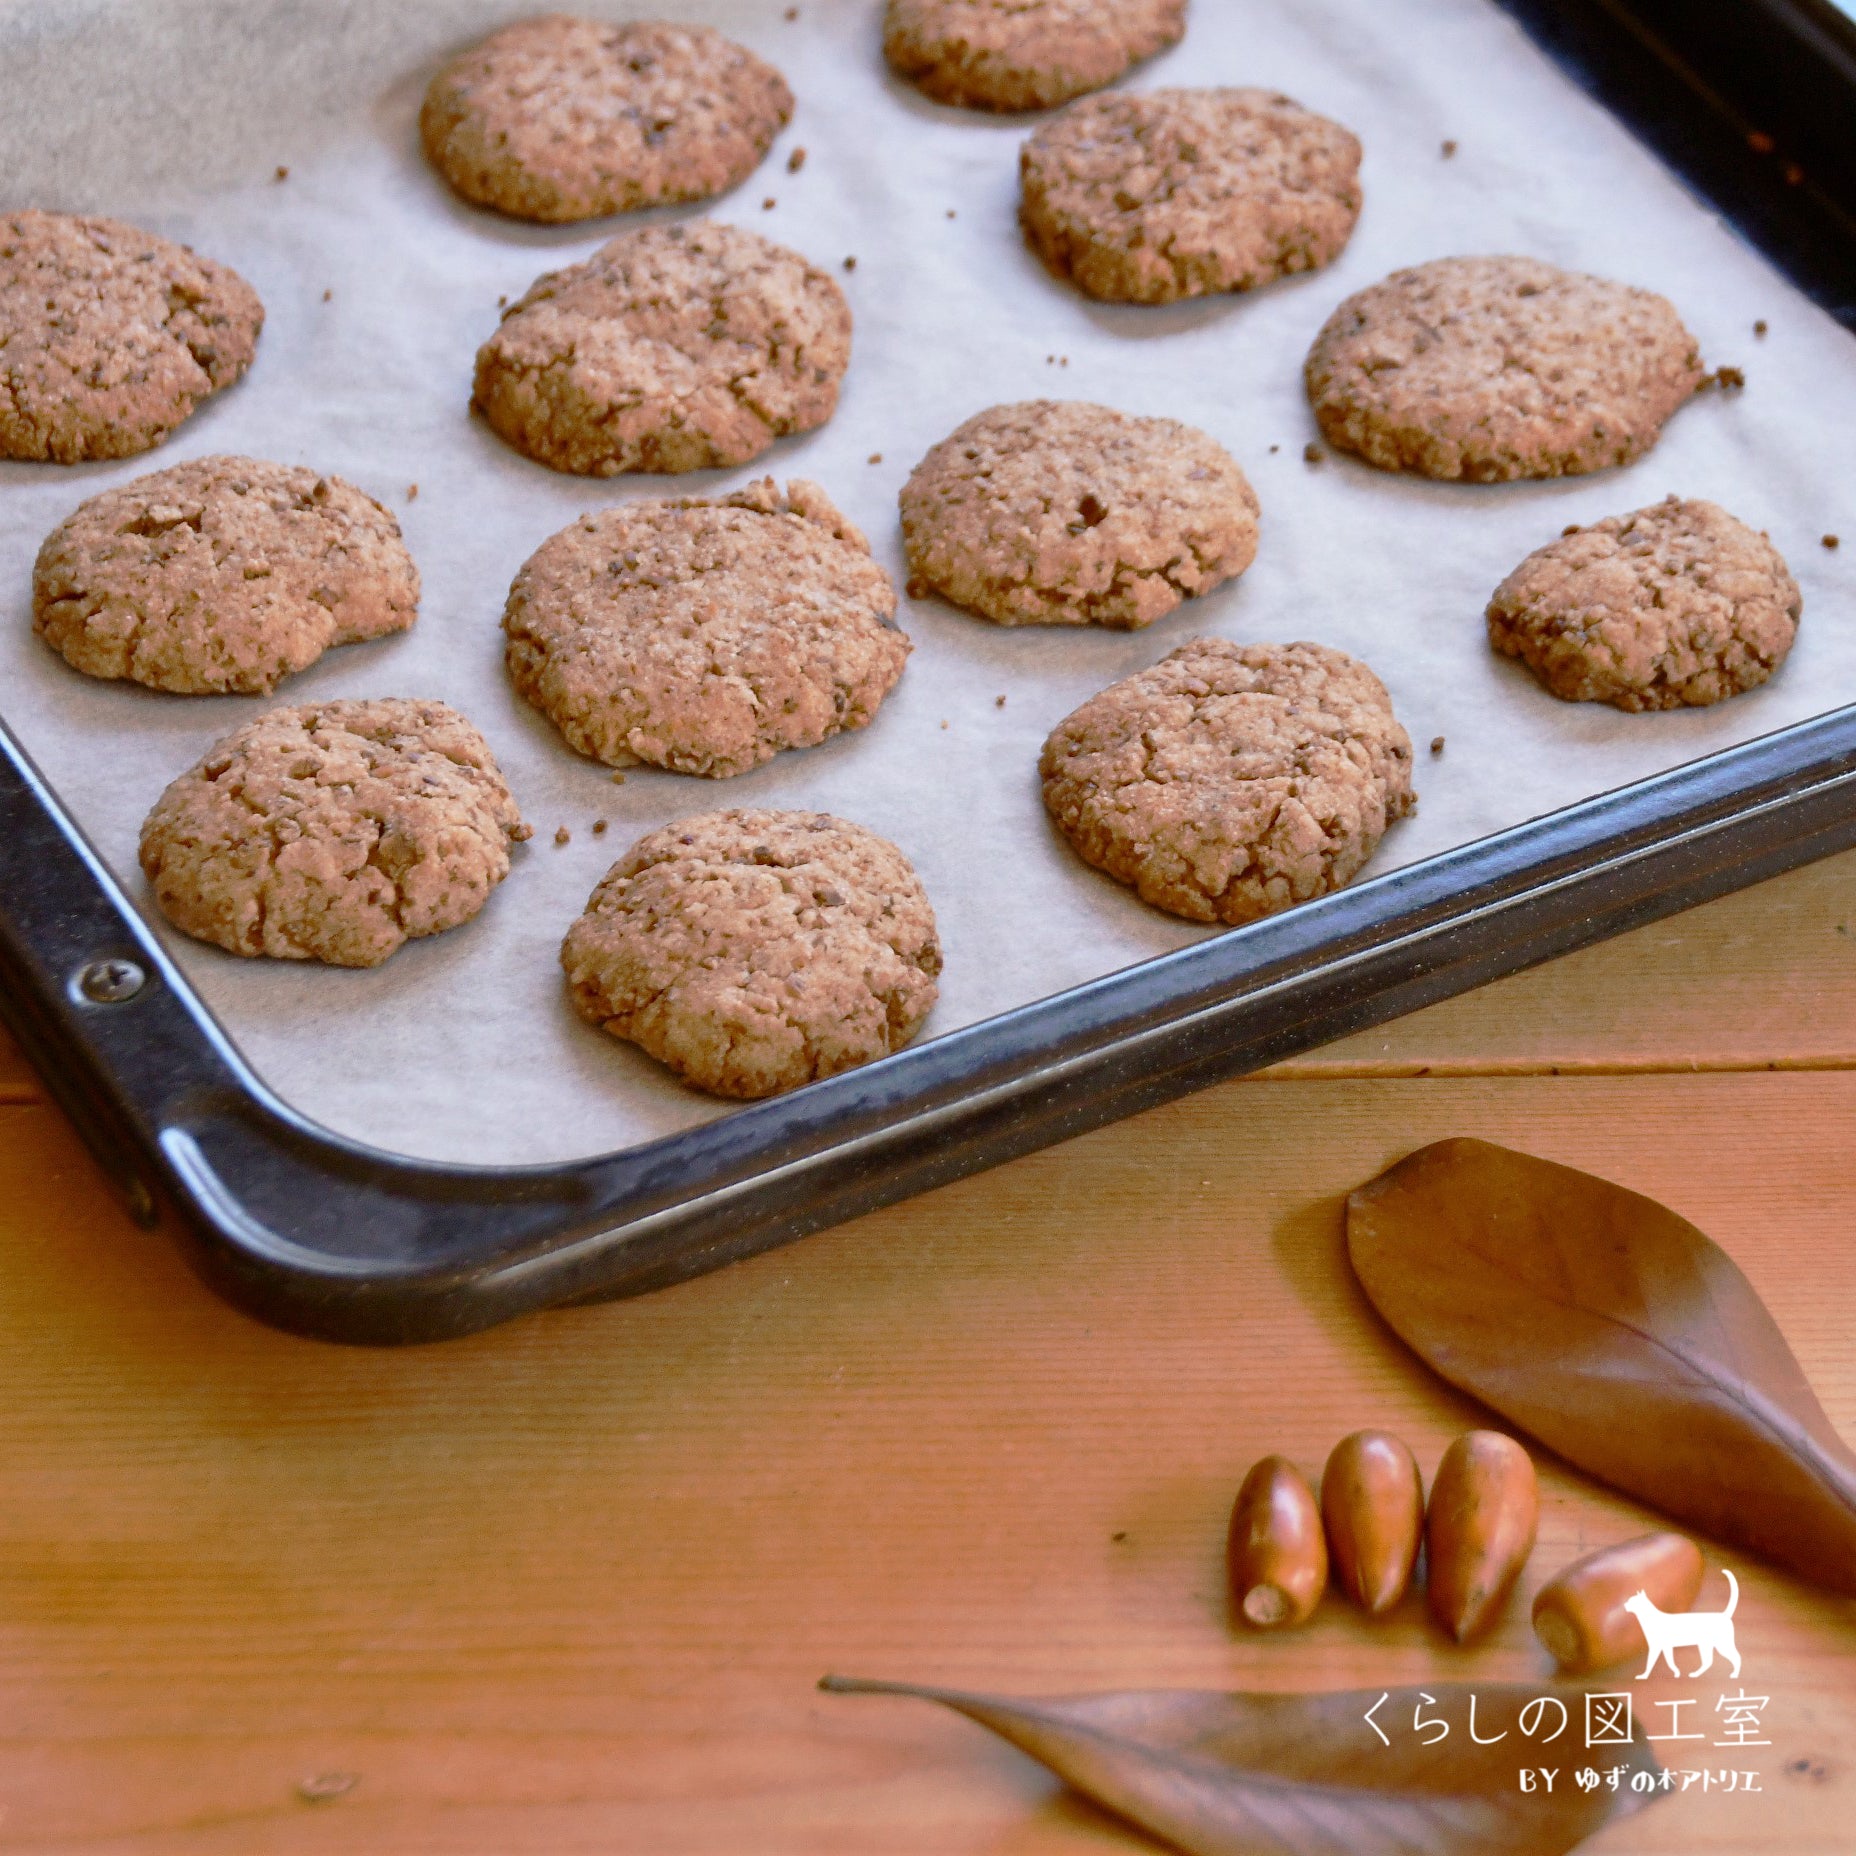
[1488,496,1800,711]
[1040,637,1414,923]
[0,210,262,463]
[561,808,942,1098]
[505,478,907,777]
[1306,256,1705,482]
[473,221,850,475]
[1019,88,1362,305]
[33,456,418,695]
[421,16,792,224]
[139,699,528,968]
[883,0,1187,112]
[899,400,1257,628]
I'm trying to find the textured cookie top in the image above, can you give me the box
[421,15,792,223]
[1306,256,1705,482]
[473,220,851,476]
[1020,88,1362,304]
[506,479,906,778]
[561,808,942,1098]
[1489,497,1801,711]
[34,455,418,695]
[883,0,1187,112]
[0,210,262,463]
[139,699,527,968]
[1040,638,1414,924]
[899,400,1257,628]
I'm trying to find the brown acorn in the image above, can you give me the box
[1227,1455,1327,1629]
[1532,1532,1705,1672]
[1425,1430,1538,1642]
[1321,1430,1424,1614]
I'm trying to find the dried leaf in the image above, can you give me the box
[1347,1138,1856,1595]
[821,1675,1656,1856]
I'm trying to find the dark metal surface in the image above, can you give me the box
[3,0,1855,1343]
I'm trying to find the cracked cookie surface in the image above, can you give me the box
[34,455,418,695]
[900,400,1257,628]
[0,210,262,462]
[505,479,907,776]
[1019,88,1361,304]
[1305,256,1704,481]
[1040,638,1414,924]
[139,699,527,967]
[421,15,792,224]
[561,808,942,1098]
[1488,496,1800,710]
[883,0,1186,112]
[473,220,850,475]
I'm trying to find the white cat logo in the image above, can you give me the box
[1625,1569,1742,1679]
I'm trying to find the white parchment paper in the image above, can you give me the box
[1,0,1852,1164]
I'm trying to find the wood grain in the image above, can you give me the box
[0,1071,1850,1852]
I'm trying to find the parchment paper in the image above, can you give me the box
[1,0,1852,1165]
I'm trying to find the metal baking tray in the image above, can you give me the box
[4,0,1855,1343]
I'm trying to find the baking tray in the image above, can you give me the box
[3,0,1856,1342]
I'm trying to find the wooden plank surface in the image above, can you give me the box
[11,847,1856,1115]
[0,1065,1850,1852]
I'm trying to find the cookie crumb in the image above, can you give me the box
[762,196,777,210]
[497,294,509,308]
[1826,534,1842,550]
[784,3,799,16]
[1058,356,1068,367]
[939,719,949,730]
[1713,365,1746,391]
[842,255,857,272]
[512,821,534,842]
[1441,139,1457,158]
[296,1772,356,1804]
[1303,441,1324,464]
[554,826,571,846]
[274,165,289,182]
[1268,443,1280,454]
[1430,735,1445,756]
[406,483,419,501]
[1754,319,1768,337]
[787,146,807,173]
[946,208,957,219]
[867,452,883,464]
[995,694,1006,707]
[1748,129,1775,154]
[610,771,627,785]
[592,817,609,835]
[321,288,332,303]
[1111,1530,1129,1543]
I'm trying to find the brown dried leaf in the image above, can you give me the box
[821,1676,1657,1856]
[1347,1138,1856,1595]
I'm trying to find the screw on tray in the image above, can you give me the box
[74,957,146,1004]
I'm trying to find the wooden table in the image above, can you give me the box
[3,855,1854,1853]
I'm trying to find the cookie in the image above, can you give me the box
[473,221,850,475]
[1040,638,1414,923]
[0,210,262,463]
[139,700,527,968]
[33,456,418,695]
[1488,496,1800,711]
[1019,88,1361,304]
[883,0,1186,112]
[1305,256,1705,482]
[899,400,1257,628]
[505,479,906,777]
[561,808,942,1098]
[421,15,792,223]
